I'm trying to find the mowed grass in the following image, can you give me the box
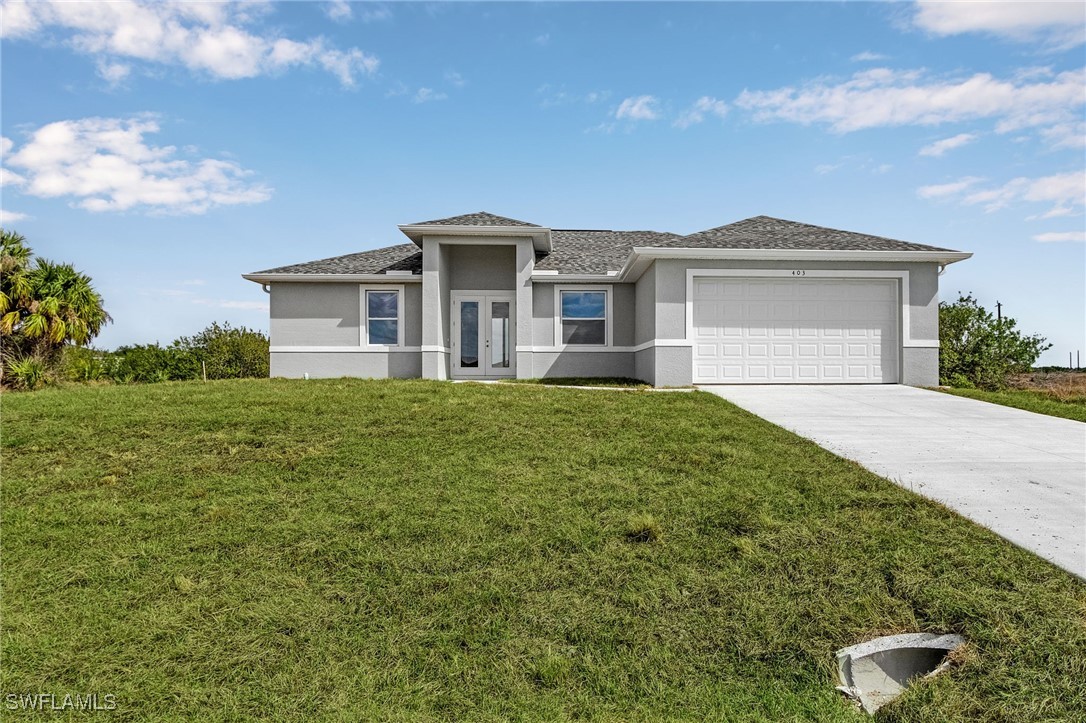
[2,380,1084,721]
[937,387,1086,422]
[503,377,651,388]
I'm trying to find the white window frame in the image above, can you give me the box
[360,284,405,348]
[554,285,612,348]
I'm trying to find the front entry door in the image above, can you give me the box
[452,294,516,378]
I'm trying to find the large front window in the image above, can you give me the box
[366,289,400,345]
[560,289,608,345]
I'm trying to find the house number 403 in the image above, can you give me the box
[791,270,806,276]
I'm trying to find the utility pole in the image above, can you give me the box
[995,301,1002,323]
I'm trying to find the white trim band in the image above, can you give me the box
[272,346,422,353]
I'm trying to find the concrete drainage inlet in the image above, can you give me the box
[835,633,965,714]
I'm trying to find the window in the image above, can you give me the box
[364,287,402,346]
[558,287,609,346]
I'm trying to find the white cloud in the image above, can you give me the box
[1039,121,1086,150]
[179,279,207,286]
[851,51,888,62]
[412,87,447,104]
[4,116,272,215]
[0,168,27,187]
[916,176,983,199]
[615,95,660,121]
[919,132,978,157]
[0,209,29,224]
[815,163,841,175]
[0,0,379,87]
[534,33,550,46]
[735,67,1085,147]
[673,96,728,129]
[1033,231,1086,243]
[96,59,131,86]
[918,171,1085,217]
[1,137,13,156]
[324,0,352,23]
[356,4,392,23]
[913,1,1086,49]
[445,70,465,88]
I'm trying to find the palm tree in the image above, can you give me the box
[0,229,111,384]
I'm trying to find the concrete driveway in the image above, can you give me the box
[700,385,1086,578]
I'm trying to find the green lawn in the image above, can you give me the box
[3,380,1084,721]
[503,377,651,388]
[936,387,1086,422]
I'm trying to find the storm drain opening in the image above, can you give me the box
[835,633,965,714]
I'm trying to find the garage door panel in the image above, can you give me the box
[692,277,899,384]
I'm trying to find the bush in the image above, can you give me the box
[174,322,269,380]
[939,294,1051,390]
[60,346,111,382]
[5,355,50,390]
[110,343,197,383]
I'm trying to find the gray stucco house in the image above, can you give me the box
[243,212,970,387]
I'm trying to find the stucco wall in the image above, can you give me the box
[270,283,360,347]
[271,351,421,379]
[531,351,634,378]
[532,283,555,346]
[270,282,422,348]
[448,245,516,291]
[634,263,656,345]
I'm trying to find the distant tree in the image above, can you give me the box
[0,229,111,388]
[939,293,1051,389]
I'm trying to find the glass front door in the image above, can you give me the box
[452,294,516,377]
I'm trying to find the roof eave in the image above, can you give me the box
[242,272,423,284]
[398,224,552,252]
[629,247,972,264]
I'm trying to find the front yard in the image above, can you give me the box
[2,380,1084,720]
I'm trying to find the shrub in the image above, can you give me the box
[5,355,50,390]
[939,294,1051,390]
[110,344,197,383]
[60,345,111,382]
[174,322,268,380]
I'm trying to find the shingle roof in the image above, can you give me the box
[407,211,540,227]
[536,230,682,274]
[671,216,955,252]
[250,244,422,275]
[251,214,959,277]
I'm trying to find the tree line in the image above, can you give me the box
[1,229,267,391]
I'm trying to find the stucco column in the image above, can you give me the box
[421,238,447,380]
[515,238,534,378]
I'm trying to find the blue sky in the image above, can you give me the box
[1,1,1083,365]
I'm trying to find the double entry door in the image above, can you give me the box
[451,293,516,377]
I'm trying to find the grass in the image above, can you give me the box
[936,387,1086,422]
[502,376,651,388]
[3,379,1084,721]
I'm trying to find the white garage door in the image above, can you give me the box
[692,277,899,384]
